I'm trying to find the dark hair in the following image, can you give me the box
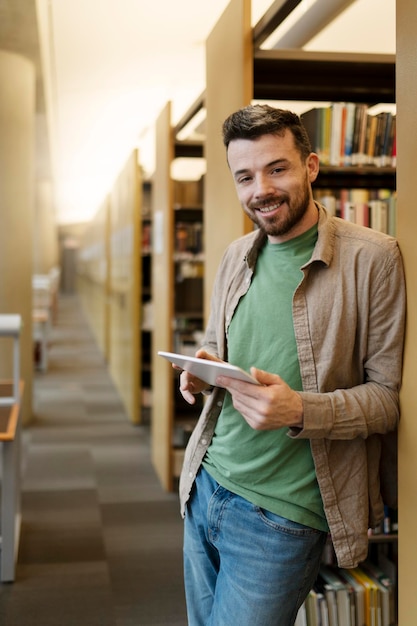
[222,104,312,161]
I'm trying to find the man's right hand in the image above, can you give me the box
[177,350,223,404]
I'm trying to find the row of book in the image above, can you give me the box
[175,221,204,255]
[142,220,205,256]
[301,104,396,168]
[295,561,397,626]
[369,506,398,538]
[314,188,397,236]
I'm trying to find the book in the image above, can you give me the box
[302,107,331,164]
[373,112,390,167]
[321,107,332,165]
[380,113,395,167]
[295,601,308,626]
[338,188,351,221]
[369,198,388,234]
[343,103,356,165]
[305,588,322,626]
[348,568,380,626]
[302,107,325,155]
[338,568,366,626]
[315,190,337,217]
[330,102,345,166]
[361,561,396,626]
[319,565,353,626]
[365,114,378,165]
[350,188,370,227]
[351,104,369,166]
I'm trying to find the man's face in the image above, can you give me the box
[227,131,319,243]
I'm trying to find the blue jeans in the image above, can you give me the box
[183,467,327,626]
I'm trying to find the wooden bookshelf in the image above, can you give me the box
[150,102,206,490]
[151,102,175,490]
[140,180,152,422]
[397,0,417,624]
[76,150,143,424]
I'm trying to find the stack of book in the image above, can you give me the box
[301,104,396,168]
[314,188,397,236]
[295,562,396,626]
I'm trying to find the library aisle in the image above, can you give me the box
[0,294,187,626]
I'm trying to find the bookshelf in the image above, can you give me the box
[396,0,417,624]
[171,181,205,478]
[150,103,173,490]
[76,150,144,425]
[151,103,206,490]
[140,180,152,421]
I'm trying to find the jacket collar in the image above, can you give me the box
[244,203,335,270]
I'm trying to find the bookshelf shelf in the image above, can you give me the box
[315,166,396,190]
[368,533,398,544]
[253,49,395,103]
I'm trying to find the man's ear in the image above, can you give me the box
[307,152,320,183]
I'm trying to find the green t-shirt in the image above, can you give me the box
[203,224,328,532]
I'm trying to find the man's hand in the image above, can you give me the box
[216,367,304,430]
[176,350,223,405]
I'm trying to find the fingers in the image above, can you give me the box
[180,387,196,404]
[195,349,223,363]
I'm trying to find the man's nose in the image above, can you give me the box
[254,174,274,197]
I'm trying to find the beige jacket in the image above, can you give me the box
[179,205,406,568]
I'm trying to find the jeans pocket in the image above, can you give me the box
[256,506,323,536]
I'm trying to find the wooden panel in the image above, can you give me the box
[204,0,253,322]
[396,0,417,623]
[108,150,141,424]
[151,102,175,490]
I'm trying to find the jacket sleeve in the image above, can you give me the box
[292,239,406,441]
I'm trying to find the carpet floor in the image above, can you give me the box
[0,294,187,626]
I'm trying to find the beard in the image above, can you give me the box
[245,176,311,239]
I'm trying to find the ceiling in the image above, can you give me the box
[0,0,395,224]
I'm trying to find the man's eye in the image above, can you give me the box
[239,175,253,184]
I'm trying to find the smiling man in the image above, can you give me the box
[177,104,406,626]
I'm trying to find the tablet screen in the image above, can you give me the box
[158,351,260,387]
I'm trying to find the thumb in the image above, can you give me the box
[250,367,282,386]
[195,349,222,363]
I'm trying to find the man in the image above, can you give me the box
[177,104,405,625]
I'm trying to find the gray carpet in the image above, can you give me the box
[0,294,187,625]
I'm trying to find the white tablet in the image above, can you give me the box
[157,351,260,387]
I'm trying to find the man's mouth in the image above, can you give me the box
[256,201,283,214]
